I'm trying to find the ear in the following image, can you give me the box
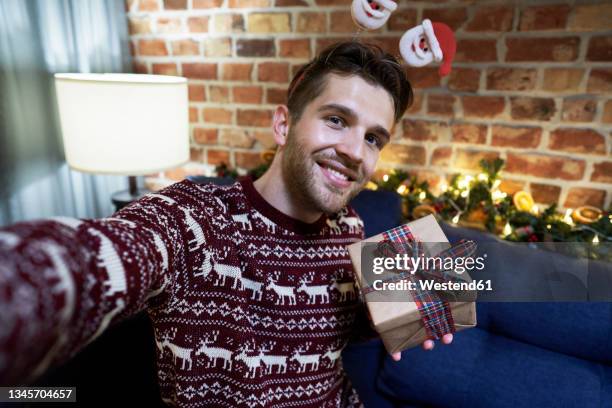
[272,105,290,146]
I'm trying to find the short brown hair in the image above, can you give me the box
[286,41,413,125]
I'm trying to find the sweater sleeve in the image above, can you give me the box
[0,187,192,385]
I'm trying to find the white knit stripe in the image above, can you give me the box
[0,231,20,249]
[29,240,76,380]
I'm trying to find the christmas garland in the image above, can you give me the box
[373,159,611,262]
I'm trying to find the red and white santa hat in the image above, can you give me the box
[422,19,456,77]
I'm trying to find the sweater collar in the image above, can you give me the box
[238,175,328,235]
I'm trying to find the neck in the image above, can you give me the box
[253,158,323,224]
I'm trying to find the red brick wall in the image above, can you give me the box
[126,0,612,210]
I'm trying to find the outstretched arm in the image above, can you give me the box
[0,189,189,385]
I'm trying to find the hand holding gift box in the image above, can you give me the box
[348,214,478,355]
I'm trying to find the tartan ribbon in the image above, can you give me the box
[362,224,478,341]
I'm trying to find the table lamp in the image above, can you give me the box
[54,73,189,211]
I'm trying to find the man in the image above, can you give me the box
[0,41,452,407]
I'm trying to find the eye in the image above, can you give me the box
[365,133,383,149]
[326,115,346,128]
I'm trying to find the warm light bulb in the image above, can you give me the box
[492,179,501,189]
[492,190,507,202]
[397,185,407,194]
[439,181,448,192]
[593,235,600,244]
[563,209,574,226]
[460,190,469,198]
[457,176,468,190]
[452,214,460,224]
[418,191,426,200]
[477,173,488,182]
[383,174,389,182]
[532,205,539,215]
[503,222,512,236]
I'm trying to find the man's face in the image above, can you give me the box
[281,73,395,215]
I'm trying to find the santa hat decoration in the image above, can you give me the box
[423,20,456,77]
[351,0,398,31]
[399,19,457,77]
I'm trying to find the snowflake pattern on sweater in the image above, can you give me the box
[0,176,371,407]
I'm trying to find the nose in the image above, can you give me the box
[335,129,364,166]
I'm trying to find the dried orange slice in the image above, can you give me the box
[412,204,436,219]
[466,207,488,223]
[571,206,602,224]
[260,149,275,163]
[513,191,534,213]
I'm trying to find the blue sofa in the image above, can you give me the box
[345,189,612,408]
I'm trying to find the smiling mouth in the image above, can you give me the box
[316,159,358,189]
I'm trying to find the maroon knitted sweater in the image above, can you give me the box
[0,176,371,407]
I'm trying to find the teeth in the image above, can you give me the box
[325,166,348,181]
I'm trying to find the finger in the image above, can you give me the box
[422,339,434,351]
[391,352,401,361]
[442,333,453,345]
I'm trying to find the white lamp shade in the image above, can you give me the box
[54,73,190,175]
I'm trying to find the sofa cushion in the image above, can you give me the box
[476,302,612,364]
[377,327,612,408]
[350,189,403,238]
[441,223,612,363]
[342,339,396,408]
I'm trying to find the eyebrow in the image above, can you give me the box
[317,103,391,144]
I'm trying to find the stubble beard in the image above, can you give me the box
[281,129,366,215]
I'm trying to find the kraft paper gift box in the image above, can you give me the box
[347,214,477,354]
